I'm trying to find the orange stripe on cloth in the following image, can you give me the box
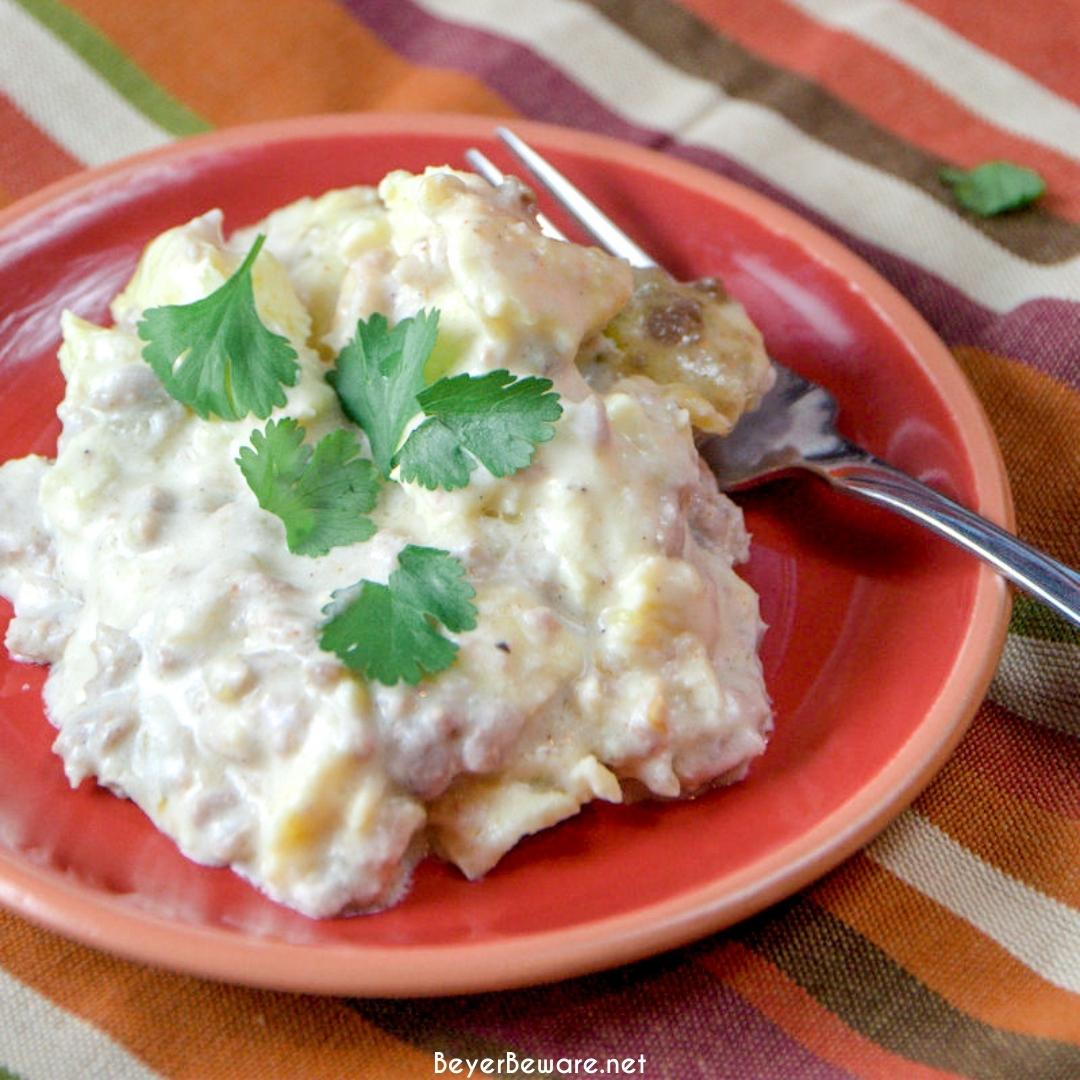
[914,755,1080,910]
[810,853,1080,1042]
[0,91,81,198]
[0,909,432,1079]
[703,941,964,1080]
[951,346,1080,567]
[63,0,515,124]
[673,0,1080,222]
[906,0,1080,106]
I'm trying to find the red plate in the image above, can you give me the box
[0,115,1011,995]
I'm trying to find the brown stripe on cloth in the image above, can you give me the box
[0,909,431,1079]
[578,0,1080,264]
[704,941,964,1080]
[733,894,1080,1078]
[811,853,1080,1043]
[354,950,857,1079]
[347,1000,542,1077]
[674,0,1080,223]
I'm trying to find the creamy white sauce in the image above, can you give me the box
[0,168,772,917]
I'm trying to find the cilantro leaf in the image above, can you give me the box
[391,545,478,633]
[322,580,457,686]
[328,310,439,478]
[237,418,379,556]
[320,545,477,685]
[939,161,1045,217]
[138,235,299,420]
[398,420,471,490]
[397,370,563,491]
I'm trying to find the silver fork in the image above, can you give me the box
[468,128,1080,628]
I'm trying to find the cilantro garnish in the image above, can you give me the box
[939,161,1045,217]
[140,257,563,684]
[328,310,439,478]
[398,369,563,490]
[320,545,478,685]
[237,418,379,556]
[138,235,299,420]
[329,313,563,488]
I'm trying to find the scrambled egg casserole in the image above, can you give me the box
[0,169,774,917]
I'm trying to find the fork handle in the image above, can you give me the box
[821,455,1080,628]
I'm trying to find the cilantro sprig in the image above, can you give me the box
[327,310,438,478]
[320,545,478,685]
[236,419,379,557]
[137,233,565,685]
[330,312,561,488]
[138,235,299,420]
[939,161,1045,217]
[398,369,563,491]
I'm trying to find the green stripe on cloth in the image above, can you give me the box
[1009,593,1080,645]
[0,1066,26,1080]
[10,0,210,136]
[737,897,1080,1080]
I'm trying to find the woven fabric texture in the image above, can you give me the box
[0,1,1077,1077]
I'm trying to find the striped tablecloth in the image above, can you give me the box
[1,1,1078,1077]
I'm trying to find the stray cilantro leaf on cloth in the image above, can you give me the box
[237,418,379,557]
[138,235,299,420]
[328,309,439,478]
[397,370,563,491]
[939,161,1046,217]
[320,545,478,685]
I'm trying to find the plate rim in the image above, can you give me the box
[0,112,1013,996]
